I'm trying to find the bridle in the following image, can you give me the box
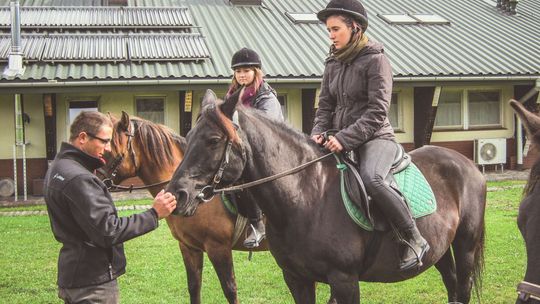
[518,281,540,302]
[100,119,170,192]
[194,111,333,202]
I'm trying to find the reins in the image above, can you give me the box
[213,152,334,194]
[104,178,171,193]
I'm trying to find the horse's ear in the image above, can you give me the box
[220,86,243,119]
[120,111,130,131]
[510,99,540,145]
[201,89,217,110]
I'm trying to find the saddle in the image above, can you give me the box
[340,143,411,231]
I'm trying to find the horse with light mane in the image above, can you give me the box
[102,111,268,304]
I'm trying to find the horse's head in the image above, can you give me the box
[167,89,248,216]
[510,99,540,149]
[101,111,139,184]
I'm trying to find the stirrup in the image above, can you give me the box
[243,224,265,249]
[399,239,430,271]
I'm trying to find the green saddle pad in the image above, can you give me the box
[339,161,437,231]
[221,193,238,215]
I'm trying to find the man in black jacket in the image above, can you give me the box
[44,111,177,303]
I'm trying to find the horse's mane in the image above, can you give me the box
[206,104,320,152]
[130,117,186,168]
[524,157,540,196]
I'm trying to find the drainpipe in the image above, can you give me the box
[14,94,27,201]
[3,0,25,79]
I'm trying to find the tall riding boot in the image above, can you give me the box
[398,222,430,271]
[370,186,430,271]
[244,217,265,249]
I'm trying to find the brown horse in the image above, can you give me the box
[167,89,487,304]
[510,99,540,303]
[102,111,268,304]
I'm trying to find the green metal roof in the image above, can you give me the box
[0,0,539,83]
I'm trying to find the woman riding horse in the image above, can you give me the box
[311,0,428,271]
[226,47,284,248]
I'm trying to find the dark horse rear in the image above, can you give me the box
[510,99,540,304]
[167,89,486,303]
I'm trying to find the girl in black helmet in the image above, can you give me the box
[226,47,283,248]
[311,0,429,271]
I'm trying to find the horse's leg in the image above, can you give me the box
[179,243,204,304]
[206,245,238,304]
[435,249,458,302]
[282,270,316,304]
[452,227,483,304]
[328,271,360,304]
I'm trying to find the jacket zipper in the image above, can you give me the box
[108,263,113,280]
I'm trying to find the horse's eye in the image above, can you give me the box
[209,137,221,145]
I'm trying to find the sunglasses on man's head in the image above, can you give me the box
[86,132,111,144]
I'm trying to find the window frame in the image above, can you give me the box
[277,94,288,122]
[388,92,403,132]
[134,95,166,125]
[434,88,503,131]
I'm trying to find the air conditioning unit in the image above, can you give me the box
[474,138,507,166]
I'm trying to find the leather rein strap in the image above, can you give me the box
[518,281,540,302]
[214,152,334,194]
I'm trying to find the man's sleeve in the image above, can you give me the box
[64,175,158,248]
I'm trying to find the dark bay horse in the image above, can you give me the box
[167,90,487,303]
[103,111,268,304]
[510,99,540,303]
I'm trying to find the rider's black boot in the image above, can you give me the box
[398,222,430,271]
[244,218,265,249]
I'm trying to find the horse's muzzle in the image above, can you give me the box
[171,189,195,217]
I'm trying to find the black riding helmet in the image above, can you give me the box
[317,0,369,31]
[231,47,262,69]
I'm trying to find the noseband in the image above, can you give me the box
[518,281,540,302]
[101,119,137,183]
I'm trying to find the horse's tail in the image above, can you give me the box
[472,219,485,302]
[471,183,486,303]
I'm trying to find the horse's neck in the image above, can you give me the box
[138,141,183,197]
[240,114,331,220]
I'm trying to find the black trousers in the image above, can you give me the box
[230,192,262,222]
[356,139,413,230]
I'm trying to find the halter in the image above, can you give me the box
[194,111,333,201]
[518,281,540,302]
[101,119,170,192]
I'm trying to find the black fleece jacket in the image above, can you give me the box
[44,142,158,288]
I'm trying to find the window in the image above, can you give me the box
[69,100,98,124]
[379,14,418,25]
[435,91,462,128]
[468,91,501,127]
[411,14,450,25]
[435,89,501,130]
[379,13,450,25]
[388,93,402,131]
[277,95,288,121]
[285,12,319,24]
[136,97,164,124]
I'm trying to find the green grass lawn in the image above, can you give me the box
[0,181,527,303]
